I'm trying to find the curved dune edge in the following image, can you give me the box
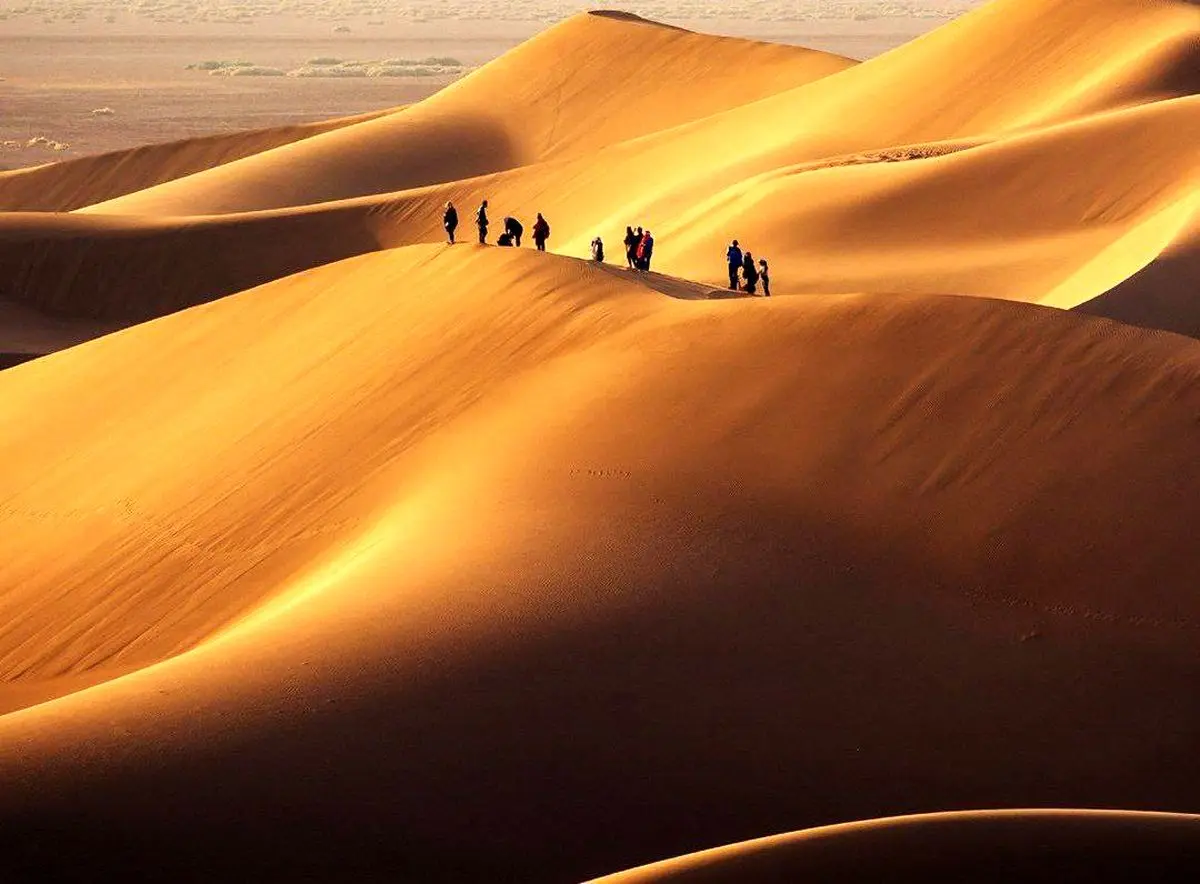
[74,0,1199,219]
[1075,200,1200,338]
[79,13,855,217]
[0,95,1194,335]
[0,247,1196,884]
[0,0,1195,346]
[0,2,1196,878]
[0,107,397,213]
[588,810,1200,882]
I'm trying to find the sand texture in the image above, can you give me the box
[0,1,1198,880]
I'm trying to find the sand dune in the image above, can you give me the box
[4,94,1194,330]
[81,13,855,216]
[590,811,1200,882]
[0,246,1198,879]
[1,0,1198,879]
[0,299,121,368]
[0,0,1187,342]
[0,108,394,213]
[1075,198,1200,338]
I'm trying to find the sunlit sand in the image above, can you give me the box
[0,0,1197,879]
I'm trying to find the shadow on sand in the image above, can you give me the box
[592,262,749,301]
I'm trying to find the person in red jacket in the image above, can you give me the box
[532,213,551,251]
[637,230,655,271]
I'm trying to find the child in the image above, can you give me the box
[497,232,513,247]
[758,258,770,297]
[591,237,605,263]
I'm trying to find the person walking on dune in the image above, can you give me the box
[504,215,524,247]
[591,236,605,263]
[758,258,770,297]
[443,202,458,244]
[532,213,551,251]
[476,199,489,244]
[726,239,743,290]
[638,230,655,272]
[623,226,639,270]
[742,251,759,295]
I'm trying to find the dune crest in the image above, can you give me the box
[589,811,1200,882]
[0,0,1191,349]
[0,1,1198,879]
[0,108,396,213]
[0,246,1198,880]
[79,13,854,217]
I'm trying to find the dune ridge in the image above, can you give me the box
[0,0,1198,879]
[0,0,1192,346]
[0,246,1198,880]
[588,810,1200,882]
[0,107,396,213]
[79,14,855,217]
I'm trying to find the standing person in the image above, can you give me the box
[504,216,524,247]
[443,202,458,244]
[623,226,639,270]
[726,239,743,290]
[591,236,605,263]
[476,199,489,244]
[639,230,655,272]
[532,213,551,251]
[742,251,759,295]
[758,258,770,297]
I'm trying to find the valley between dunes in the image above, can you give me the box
[0,0,1198,880]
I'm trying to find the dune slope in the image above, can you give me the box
[0,247,1197,881]
[81,13,854,216]
[0,0,1189,346]
[1075,199,1200,337]
[5,94,1195,331]
[0,108,394,213]
[589,811,1200,883]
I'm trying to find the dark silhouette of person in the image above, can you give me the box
[758,259,770,297]
[638,230,655,271]
[591,236,605,262]
[726,239,743,289]
[504,216,524,247]
[623,226,639,270]
[497,232,514,247]
[443,202,458,244]
[742,251,759,295]
[532,213,551,251]
[476,200,489,244]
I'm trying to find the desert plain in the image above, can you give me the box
[0,0,1199,880]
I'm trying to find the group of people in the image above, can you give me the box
[443,201,552,251]
[443,203,771,297]
[726,240,770,297]
[622,226,656,272]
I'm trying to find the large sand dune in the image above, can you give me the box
[0,108,395,214]
[0,0,1198,879]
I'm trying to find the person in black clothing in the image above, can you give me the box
[497,232,514,247]
[532,213,551,251]
[758,259,770,297]
[623,226,639,270]
[504,216,524,247]
[726,240,743,290]
[591,236,605,262]
[476,200,489,244]
[443,202,458,244]
[742,251,759,295]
